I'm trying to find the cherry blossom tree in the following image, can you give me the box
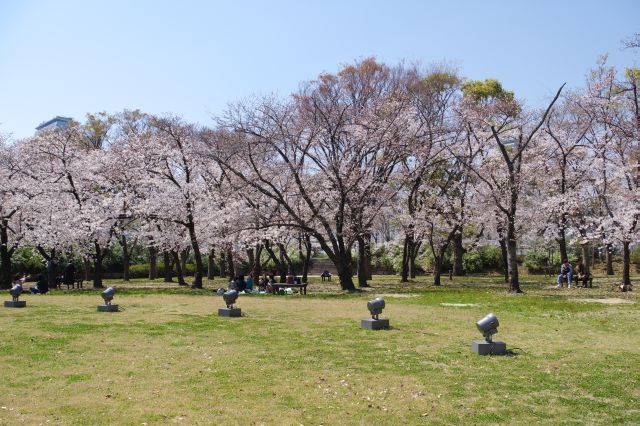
[211,59,412,290]
[536,96,593,264]
[123,116,213,288]
[396,68,461,282]
[458,79,565,292]
[579,59,639,290]
[0,136,29,289]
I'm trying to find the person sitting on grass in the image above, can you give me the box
[557,259,573,288]
[235,275,247,292]
[258,276,273,293]
[30,274,49,294]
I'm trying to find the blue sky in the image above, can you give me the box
[0,0,638,139]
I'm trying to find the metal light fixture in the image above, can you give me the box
[10,284,23,302]
[367,297,385,320]
[476,313,499,342]
[102,287,116,305]
[5,284,26,308]
[361,297,389,330]
[223,289,238,308]
[98,287,119,312]
[472,313,506,355]
[219,289,241,317]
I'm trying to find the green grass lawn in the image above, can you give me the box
[1,274,638,425]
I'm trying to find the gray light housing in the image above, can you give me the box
[223,290,239,309]
[102,287,116,305]
[367,297,385,320]
[10,284,23,302]
[476,313,499,342]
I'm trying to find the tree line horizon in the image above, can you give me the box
[0,52,638,292]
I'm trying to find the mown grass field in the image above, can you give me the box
[1,274,638,425]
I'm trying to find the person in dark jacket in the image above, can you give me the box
[30,274,49,294]
[556,259,572,288]
[235,275,247,292]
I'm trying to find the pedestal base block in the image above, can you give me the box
[472,340,506,355]
[218,308,242,317]
[361,318,390,330]
[97,304,119,312]
[4,301,26,308]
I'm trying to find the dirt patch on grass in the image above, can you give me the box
[439,303,479,307]
[575,298,635,305]
[374,293,419,298]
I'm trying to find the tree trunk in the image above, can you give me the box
[190,242,204,289]
[226,248,235,279]
[452,232,465,276]
[356,235,370,287]
[163,251,173,282]
[301,234,311,283]
[312,234,356,291]
[93,242,104,289]
[263,240,286,281]
[83,258,91,282]
[557,231,568,264]
[499,238,509,283]
[252,244,263,279]
[277,243,292,279]
[581,243,591,276]
[173,251,187,286]
[219,251,227,278]
[0,221,13,290]
[207,248,215,280]
[400,234,411,282]
[180,248,189,275]
[335,255,356,291]
[433,254,442,286]
[606,243,614,275]
[149,247,158,280]
[409,240,420,279]
[37,247,58,290]
[246,248,255,277]
[506,221,522,293]
[121,235,130,282]
[364,234,373,280]
[622,241,631,291]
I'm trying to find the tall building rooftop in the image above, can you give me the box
[35,116,73,133]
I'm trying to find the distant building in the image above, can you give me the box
[35,116,73,133]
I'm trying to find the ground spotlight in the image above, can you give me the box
[219,289,241,317]
[476,313,499,342]
[472,313,506,355]
[361,297,389,330]
[367,297,385,320]
[5,284,26,308]
[98,287,119,312]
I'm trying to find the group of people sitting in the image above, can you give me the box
[11,273,49,294]
[225,272,304,294]
[10,262,79,295]
[556,259,592,288]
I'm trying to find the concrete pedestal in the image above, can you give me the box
[472,340,506,355]
[361,318,390,330]
[4,301,26,308]
[97,304,119,312]
[218,307,242,317]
